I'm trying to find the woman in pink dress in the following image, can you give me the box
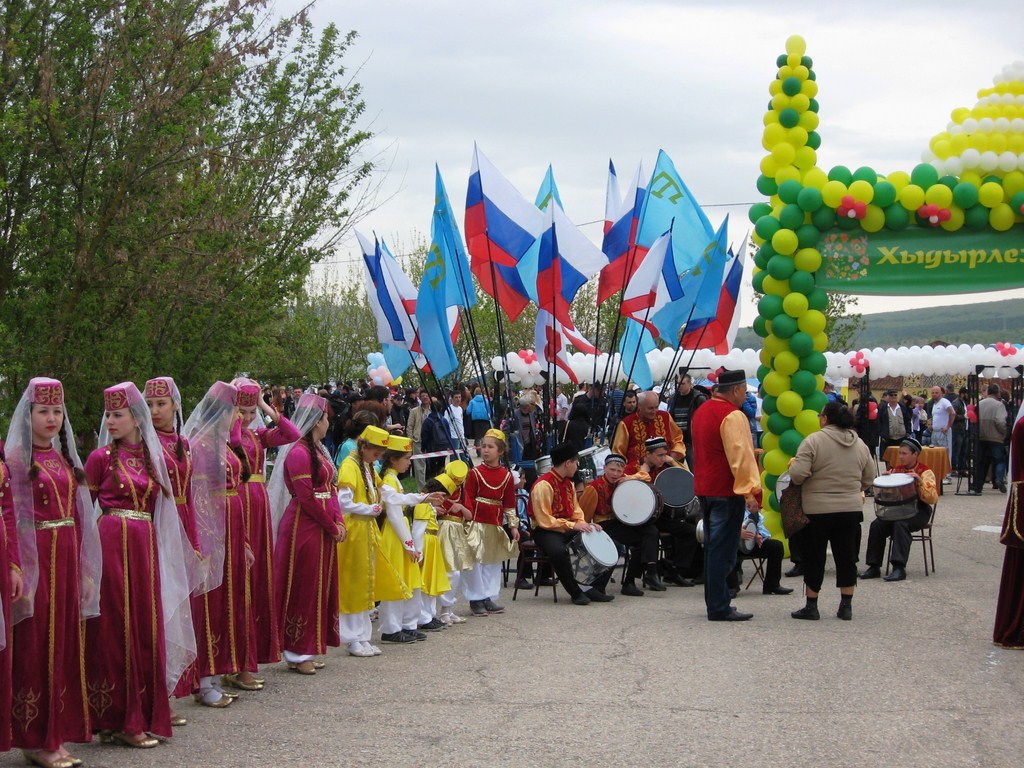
[83,382,197,749]
[183,382,254,707]
[224,379,299,689]
[0,441,23,757]
[6,378,101,768]
[268,394,345,674]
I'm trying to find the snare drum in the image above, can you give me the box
[567,530,619,585]
[592,447,611,476]
[577,446,598,478]
[535,455,553,476]
[872,473,920,521]
[654,466,696,515]
[611,479,662,526]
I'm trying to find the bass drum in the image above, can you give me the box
[567,530,619,585]
[655,466,696,520]
[535,455,553,476]
[611,479,662,526]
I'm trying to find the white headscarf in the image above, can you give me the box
[267,394,330,543]
[98,381,198,692]
[5,378,102,637]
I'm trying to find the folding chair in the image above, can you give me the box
[512,539,559,602]
[885,502,937,576]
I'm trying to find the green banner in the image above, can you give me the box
[817,227,1024,295]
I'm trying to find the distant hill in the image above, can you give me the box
[732,297,1024,350]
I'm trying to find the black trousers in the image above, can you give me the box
[801,511,864,592]
[656,512,699,575]
[600,518,658,579]
[728,539,784,591]
[865,507,930,570]
[532,527,611,598]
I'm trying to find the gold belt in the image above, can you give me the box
[174,496,187,504]
[439,515,464,523]
[217,490,239,498]
[476,497,502,506]
[425,529,438,537]
[314,492,333,500]
[103,508,152,522]
[36,518,76,531]
[248,474,265,483]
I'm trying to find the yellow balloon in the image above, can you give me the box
[778,65,794,80]
[814,374,825,390]
[763,123,787,149]
[960,171,983,187]
[887,171,910,191]
[925,184,953,208]
[764,111,780,126]
[812,333,829,353]
[797,309,826,335]
[990,133,1007,154]
[793,65,810,81]
[771,93,791,112]
[801,167,828,189]
[969,133,990,152]
[798,112,819,132]
[788,126,809,147]
[990,203,1015,231]
[979,181,1005,208]
[793,247,823,272]
[951,107,970,122]
[763,449,790,476]
[790,94,810,113]
[771,229,797,256]
[775,350,800,376]
[769,79,783,96]
[775,165,802,185]
[794,409,821,436]
[821,180,847,209]
[1004,171,1024,198]
[787,55,802,69]
[861,204,885,232]
[761,432,779,453]
[950,133,969,154]
[899,184,925,211]
[793,146,817,170]
[762,275,790,296]
[763,371,791,398]
[782,292,809,318]
[760,155,780,178]
[848,179,874,203]
[763,334,789,358]
[752,232,766,246]
[776,390,804,418]
[785,34,807,57]
[801,79,818,98]
[940,207,965,231]
[772,142,796,165]
[760,347,773,367]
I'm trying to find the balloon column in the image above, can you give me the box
[750,34,830,530]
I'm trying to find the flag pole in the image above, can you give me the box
[481,228,517,421]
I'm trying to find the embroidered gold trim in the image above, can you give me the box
[35,518,75,530]
[102,508,153,522]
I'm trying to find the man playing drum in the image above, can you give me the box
[530,442,615,605]
[612,391,686,474]
[578,453,665,596]
[631,437,700,587]
[860,437,938,582]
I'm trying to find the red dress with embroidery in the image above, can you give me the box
[9,448,89,751]
[0,457,23,752]
[83,442,171,737]
[462,464,517,564]
[236,418,299,664]
[273,443,343,656]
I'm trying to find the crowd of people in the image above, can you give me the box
[1,369,1023,767]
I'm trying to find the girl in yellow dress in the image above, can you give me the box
[435,461,473,625]
[413,475,456,630]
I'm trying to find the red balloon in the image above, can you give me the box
[518,350,529,359]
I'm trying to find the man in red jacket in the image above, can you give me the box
[691,370,762,622]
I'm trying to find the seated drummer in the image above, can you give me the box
[631,437,699,586]
[578,453,665,596]
[860,437,938,583]
[727,512,794,596]
[530,441,615,605]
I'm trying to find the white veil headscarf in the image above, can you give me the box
[98,381,198,692]
[5,378,102,639]
[267,394,330,543]
[232,377,268,431]
[181,381,237,594]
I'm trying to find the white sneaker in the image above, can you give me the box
[347,642,374,657]
[364,642,382,656]
[447,612,467,624]
[369,608,379,622]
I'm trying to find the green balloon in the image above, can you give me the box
[758,294,784,319]
[872,181,897,208]
[910,163,939,189]
[884,204,910,230]
[753,250,769,271]
[758,241,776,260]
[811,206,836,230]
[806,287,828,311]
[756,175,778,197]
[795,224,820,248]
[779,203,804,230]
[756,364,770,381]
[801,351,827,375]
[791,370,818,397]
[788,331,814,358]
[852,166,877,183]
[797,186,823,212]
[828,165,853,185]
[938,175,957,190]
[764,473,779,492]
[749,202,772,224]
[1011,191,1024,212]
[761,394,778,416]
[755,214,781,240]
[806,130,821,149]
[776,54,788,67]
[752,270,767,293]
[836,214,858,230]
[789,270,815,295]
[801,55,813,68]
[805,390,828,412]
[782,76,802,97]
[753,316,769,339]
[780,429,804,456]
[964,204,990,230]
[983,174,1002,185]
[767,412,795,435]
[767,255,796,280]
[778,179,803,204]
[779,108,800,128]
[808,70,816,82]
[953,182,979,209]
[771,313,798,339]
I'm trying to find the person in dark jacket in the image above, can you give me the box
[562,400,592,454]
[878,389,913,453]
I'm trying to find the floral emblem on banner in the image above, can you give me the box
[821,232,870,282]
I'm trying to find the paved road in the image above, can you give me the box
[3,486,1021,767]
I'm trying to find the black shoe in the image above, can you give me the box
[837,603,853,621]
[708,609,753,622]
[621,581,644,597]
[418,618,446,632]
[469,600,489,617]
[998,482,1007,493]
[571,593,591,606]
[585,589,614,602]
[784,564,804,578]
[883,567,907,582]
[664,572,693,587]
[791,605,820,620]
[403,630,427,642]
[968,490,983,496]
[859,566,881,579]
[380,631,416,644]
[763,585,795,595]
[483,598,505,614]
[729,587,740,599]
[514,579,534,590]
[642,572,667,591]
[536,577,555,587]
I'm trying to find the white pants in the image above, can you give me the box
[283,649,313,664]
[403,590,422,630]
[419,594,437,624]
[338,611,372,645]
[462,562,502,601]
[379,591,423,634]
[440,571,462,609]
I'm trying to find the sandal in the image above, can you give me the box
[99,731,160,749]
[287,660,316,675]
[220,673,263,691]
[22,751,73,768]
[170,714,188,727]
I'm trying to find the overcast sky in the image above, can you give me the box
[280,0,1024,327]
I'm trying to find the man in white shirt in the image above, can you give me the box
[442,391,468,462]
[928,385,956,482]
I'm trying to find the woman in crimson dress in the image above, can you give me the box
[183,381,254,707]
[226,379,299,688]
[1,441,23,758]
[83,382,197,749]
[268,394,345,674]
[994,406,1024,649]
[6,378,101,768]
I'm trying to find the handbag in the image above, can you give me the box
[779,482,809,538]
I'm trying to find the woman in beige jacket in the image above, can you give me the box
[787,402,876,621]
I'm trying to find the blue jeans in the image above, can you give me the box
[976,441,1007,489]
[701,495,745,618]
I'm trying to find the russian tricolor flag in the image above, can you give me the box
[679,237,746,353]
[598,162,646,304]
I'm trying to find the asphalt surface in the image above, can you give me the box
[3,481,1022,767]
